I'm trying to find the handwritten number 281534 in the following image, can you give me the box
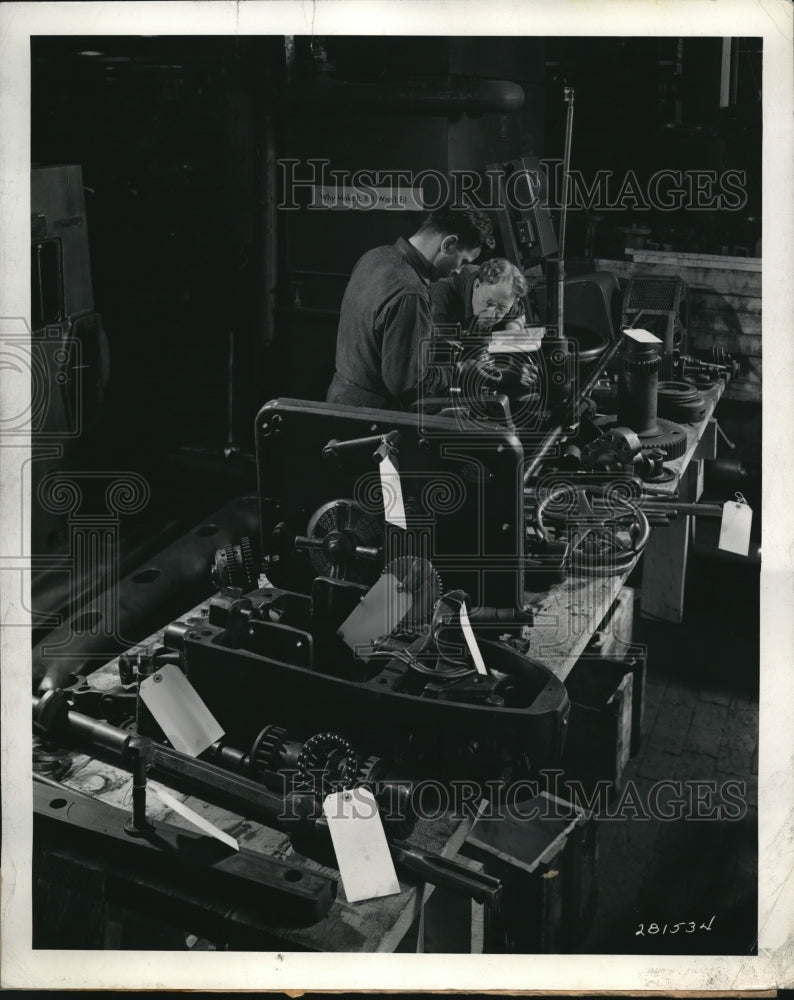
[636,916,716,936]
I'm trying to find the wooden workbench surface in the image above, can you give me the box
[522,380,725,678]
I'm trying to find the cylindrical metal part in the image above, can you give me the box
[617,334,661,437]
[126,736,153,834]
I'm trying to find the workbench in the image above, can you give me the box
[34,382,724,951]
[525,380,725,680]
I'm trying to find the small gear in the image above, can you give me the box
[212,538,260,591]
[249,724,288,780]
[382,556,442,631]
[239,535,260,588]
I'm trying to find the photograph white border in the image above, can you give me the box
[2,0,793,991]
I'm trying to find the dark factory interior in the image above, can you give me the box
[26,33,763,960]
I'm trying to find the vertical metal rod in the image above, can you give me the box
[124,736,153,835]
[225,329,236,454]
[557,86,576,261]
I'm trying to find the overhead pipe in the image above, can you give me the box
[280,75,525,116]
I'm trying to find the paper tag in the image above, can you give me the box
[379,455,407,529]
[139,663,224,757]
[488,326,545,354]
[624,328,662,344]
[459,602,488,676]
[148,781,239,851]
[323,787,401,903]
[337,573,412,657]
[718,495,753,555]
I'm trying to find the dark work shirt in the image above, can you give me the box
[327,237,439,410]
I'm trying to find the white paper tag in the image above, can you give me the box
[379,454,407,529]
[139,664,224,757]
[148,781,239,851]
[322,787,401,903]
[459,602,488,676]
[718,497,753,555]
[624,328,662,344]
[337,573,413,657]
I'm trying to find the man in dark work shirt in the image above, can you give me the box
[326,202,494,410]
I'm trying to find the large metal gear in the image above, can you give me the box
[296,731,361,795]
[597,416,687,461]
[300,499,382,584]
[641,417,688,460]
[382,556,443,632]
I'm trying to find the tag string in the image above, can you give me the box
[735,492,748,505]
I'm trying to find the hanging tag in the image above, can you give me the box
[624,328,662,345]
[718,492,753,556]
[148,781,239,852]
[139,663,224,757]
[379,454,407,529]
[323,787,401,903]
[459,601,488,676]
[337,572,413,657]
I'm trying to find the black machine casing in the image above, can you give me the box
[255,398,528,612]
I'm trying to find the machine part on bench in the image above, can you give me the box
[657,381,706,423]
[581,426,642,470]
[679,346,739,384]
[382,556,443,630]
[296,731,362,795]
[639,416,688,460]
[212,535,261,592]
[597,414,687,461]
[635,447,676,484]
[249,724,289,779]
[534,482,651,576]
[617,330,662,437]
[296,499,382,584]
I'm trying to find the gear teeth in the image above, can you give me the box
[240,535,259,589]
[296,731,359,794]
[354,754,384,789]
[249,724,287,779]
[382,557,443,631]
[642,417,688,459]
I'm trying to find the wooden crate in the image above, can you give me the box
[584,586,646,755]
[460,792,598,953]
[564,659,634,795]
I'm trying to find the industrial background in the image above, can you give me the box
[28,34,761,957]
